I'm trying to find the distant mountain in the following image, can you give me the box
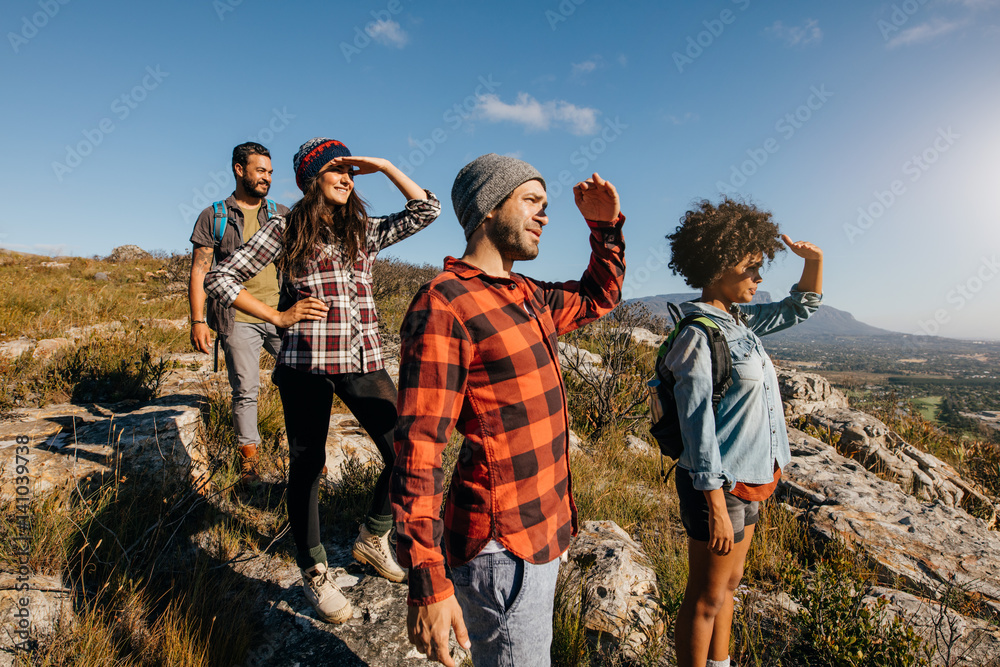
[630,291,898,340]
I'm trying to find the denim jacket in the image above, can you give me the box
[662,287,822,491]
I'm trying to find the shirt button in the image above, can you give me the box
[508,283,516,290]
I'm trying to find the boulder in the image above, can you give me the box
[93,272,109,281]
[107,245,150,263]
[777,368,997,525]
[39,262,69,270]
[625,434,656,457]
[558,341,608,381]
[775,367,849,417]
[31,338,74,361]
[324,413,384,484]
[0,338,34,360]
[64,321,125,341]
[629,327,661,348]
[556,520,663,657]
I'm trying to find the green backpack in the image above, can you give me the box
[648,313,733,468]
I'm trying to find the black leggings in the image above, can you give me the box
[273,364,397,559]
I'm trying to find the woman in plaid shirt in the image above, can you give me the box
[205,137,440,624]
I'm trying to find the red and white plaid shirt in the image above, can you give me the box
[392,214,625,606]
[205,193,440,374]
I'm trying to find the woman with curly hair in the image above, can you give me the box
[206,138,440,624]
[664,197,823,667]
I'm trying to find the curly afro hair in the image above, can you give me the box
[667,197,786,289]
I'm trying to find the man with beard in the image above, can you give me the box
[392,154,625,667]
[189,142,289,484]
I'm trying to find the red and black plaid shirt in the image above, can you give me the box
[392,215,625,606]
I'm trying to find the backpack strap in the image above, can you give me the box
[666,302,685,327]
[265,198,278,219]
[212,200,228,247]
[657,313,733,411]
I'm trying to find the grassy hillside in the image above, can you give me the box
[3,251,996,665]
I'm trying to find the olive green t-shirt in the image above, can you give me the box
[234,203,281,324]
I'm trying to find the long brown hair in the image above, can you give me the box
[278,177,370,277]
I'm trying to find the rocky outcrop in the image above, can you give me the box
[556,520,663,657]
[782,428,1000,610]
[776,367,1000,664]
[777,368,998,527]
[0,356,209,502]
[205,545,470,667]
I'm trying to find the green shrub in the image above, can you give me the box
[40,334,168,404]
[783,553,930,667]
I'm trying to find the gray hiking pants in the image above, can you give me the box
[220,320,281,446]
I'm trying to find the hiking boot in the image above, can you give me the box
[300,562,353,624]
[352,525,407,583]
[237,444,261,484]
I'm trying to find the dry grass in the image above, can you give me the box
[0,251,189,343]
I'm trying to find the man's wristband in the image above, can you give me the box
[191,320,206,325]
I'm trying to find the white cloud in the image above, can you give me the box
[765,19,823,47]
[665,112,698,125]
[945,0,1000,8]
[367,19,408,48]
[476,93,600,135]
[887,18,966,48]
[571,60,598,77]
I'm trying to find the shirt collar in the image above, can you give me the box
[443,256,519,284]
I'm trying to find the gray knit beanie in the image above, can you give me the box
[451,154,546,240]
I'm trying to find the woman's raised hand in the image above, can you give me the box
[334,156,428,201]
[781,235,823,261]
[331,156,391,175]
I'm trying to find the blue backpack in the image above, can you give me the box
[212,199,279,245]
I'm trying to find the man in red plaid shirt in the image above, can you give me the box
[392,153,625,667]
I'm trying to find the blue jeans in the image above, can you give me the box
[450,550,560,667]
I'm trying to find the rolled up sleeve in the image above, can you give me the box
[205,217,285,307]
[740,285,823,337]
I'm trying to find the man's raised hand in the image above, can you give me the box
[573,173,621,223]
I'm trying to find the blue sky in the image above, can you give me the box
[2,0,999,339]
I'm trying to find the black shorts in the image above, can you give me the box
[675,467,759,543]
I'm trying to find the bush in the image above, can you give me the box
[40,334,168,404]
[562,302,664,440]
[783,552,930,667]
